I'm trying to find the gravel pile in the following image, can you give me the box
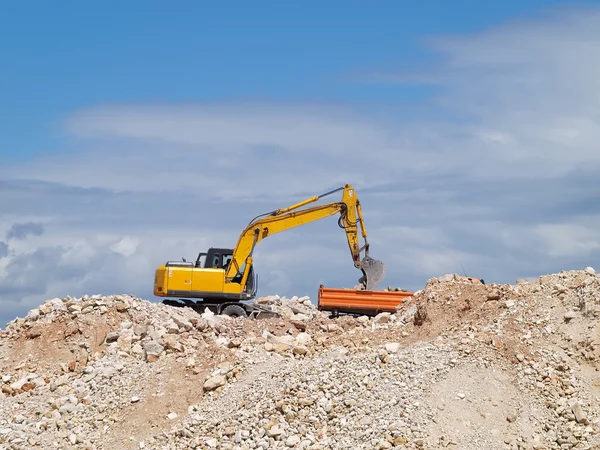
[252,294,322,321]
[0,268,599,449]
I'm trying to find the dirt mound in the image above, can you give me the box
[0,268,599,449]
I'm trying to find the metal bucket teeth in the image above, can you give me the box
[359,256,386,291]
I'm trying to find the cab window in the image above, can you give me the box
[212,253,221,268]
[222,254,232,268]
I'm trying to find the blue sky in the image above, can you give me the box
[2,0,569,160]
[2,0,600,326]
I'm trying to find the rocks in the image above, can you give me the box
[173,315,194,331]
[487,290,501,301]
[554,283,568,294]
[285,435,300,447]
[269,343,291,353]
[107,331,120,343]
[384,342,401,353]
[292,345,308,356]
[143,340,164,362]
[250,294,319,320]
[166,320,180,334]
[26,308,40,321]
[438,274,455,283]
[203,375,226,391]
[1,269,600,449]
[294,332,312,346]
[373,312,391,324]
[572,402,588,424]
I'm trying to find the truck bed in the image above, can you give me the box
[317,285,414,316]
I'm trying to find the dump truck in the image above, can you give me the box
[317,285,414,317]
[154,184,386,317]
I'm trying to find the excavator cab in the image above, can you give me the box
[193,249,233,269]
[154,247,257,301]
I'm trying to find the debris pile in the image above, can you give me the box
[353,284,410,291]
[252,294,321,321]
[0,268,599,449]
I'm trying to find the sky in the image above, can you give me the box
[2,0,600,327]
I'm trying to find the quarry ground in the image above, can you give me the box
[1,268,600,450]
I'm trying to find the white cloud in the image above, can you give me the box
[64,103,388,153]
[534,222,600,258]
[110,236,139,257]
[2,4,600,325]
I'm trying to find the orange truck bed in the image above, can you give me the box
[317,285,414,316]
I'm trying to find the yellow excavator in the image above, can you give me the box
[154,184,386,317]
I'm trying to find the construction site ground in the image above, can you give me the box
[1,268,599,449]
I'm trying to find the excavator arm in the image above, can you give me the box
[225,184,386,291]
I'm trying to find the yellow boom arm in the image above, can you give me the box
[225,184,385,291]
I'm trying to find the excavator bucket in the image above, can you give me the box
[358,255,386,290]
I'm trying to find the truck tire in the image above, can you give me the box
[221,304,248,318]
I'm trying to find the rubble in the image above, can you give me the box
[0,268,598,449]
[252,294,321,320]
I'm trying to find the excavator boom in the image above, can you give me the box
[225,184,386,291]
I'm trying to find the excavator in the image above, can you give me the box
[153,184,386,317]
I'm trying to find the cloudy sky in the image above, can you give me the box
[2,1,600,326]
